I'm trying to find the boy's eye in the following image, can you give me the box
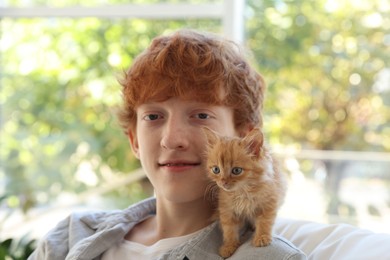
[231,167,243,175]
[144,114,160,121]
[195,113,210,119]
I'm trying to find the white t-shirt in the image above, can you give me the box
[101,228,204,260]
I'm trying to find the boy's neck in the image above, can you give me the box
[155,197,214,237]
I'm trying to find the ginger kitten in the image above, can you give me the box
[203,127,287,258]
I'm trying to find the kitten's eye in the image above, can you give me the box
[211,166,220,174]
[231,167,243,175]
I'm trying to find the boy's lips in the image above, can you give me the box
[158,160,201,168]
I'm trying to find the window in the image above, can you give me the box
[1,0,389,241]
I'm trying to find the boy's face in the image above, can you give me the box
[129,97,237,204]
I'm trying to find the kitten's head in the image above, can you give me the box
[203,127,266,192]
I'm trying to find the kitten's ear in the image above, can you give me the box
[202,127,219,147]
[243,127,264,159]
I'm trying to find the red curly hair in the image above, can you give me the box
[118,29,265,134]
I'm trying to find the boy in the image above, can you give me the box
[29,29,305,259]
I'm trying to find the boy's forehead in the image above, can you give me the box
[137,97,217,108]
[135,87,227,107]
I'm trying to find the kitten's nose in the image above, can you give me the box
[221,179,230,189]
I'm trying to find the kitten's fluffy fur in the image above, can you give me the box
[203,127,287,258]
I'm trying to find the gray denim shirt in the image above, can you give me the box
[28,197,306,260]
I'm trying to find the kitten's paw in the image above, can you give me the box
[252,234,272,247]
[219,243,239,258]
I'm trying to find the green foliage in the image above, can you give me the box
[246,0,390,151]
[245,0,390,218]
[0,195,36,259]
[0,237,36,260]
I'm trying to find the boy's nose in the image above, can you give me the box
[160,119,189,150]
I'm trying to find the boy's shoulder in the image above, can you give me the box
[67,197,156,228]
[172,222,306,260]
[28,198,157,260]
[230,234,306,260]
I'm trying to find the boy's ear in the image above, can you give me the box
[128,130,140,159]
[243,127,264,159]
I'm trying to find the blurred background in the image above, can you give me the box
[1,0,389,258]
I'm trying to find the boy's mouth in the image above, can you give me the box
[158,160,201,167]
[159,163,200,167]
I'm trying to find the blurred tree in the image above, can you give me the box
[246,0,390,215]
